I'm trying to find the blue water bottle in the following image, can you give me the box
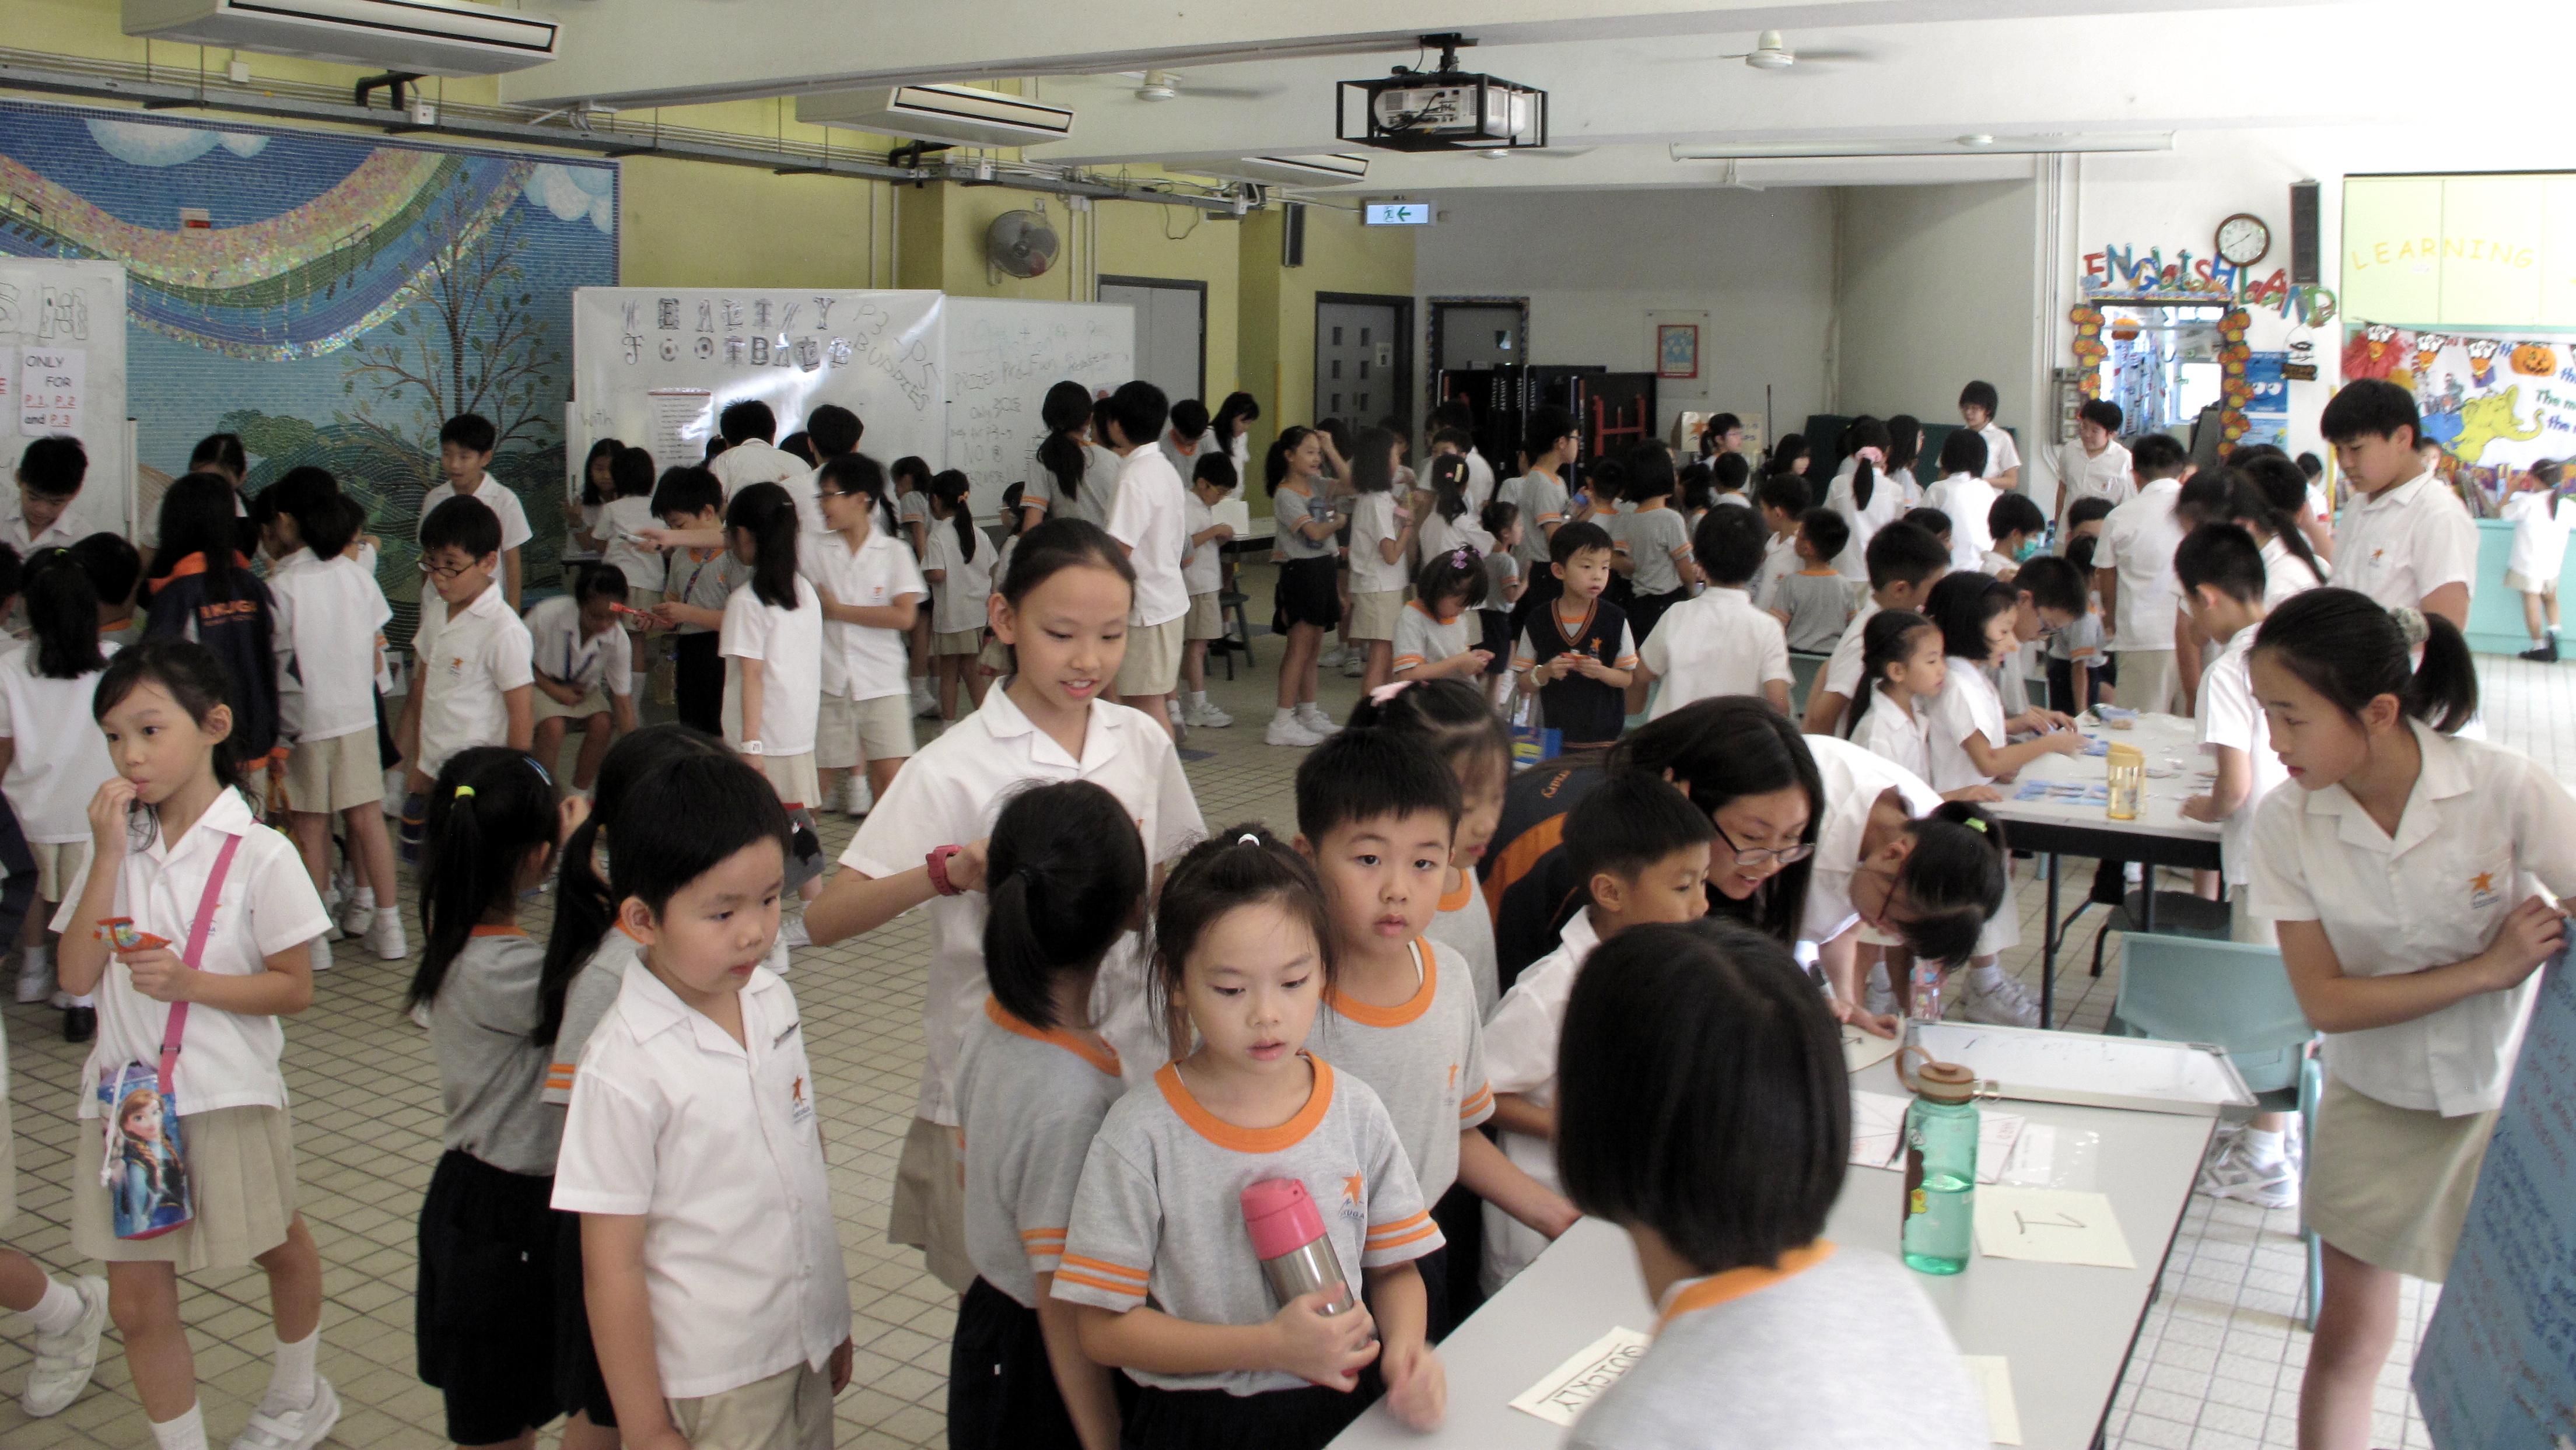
[1898,1048,1980,1276]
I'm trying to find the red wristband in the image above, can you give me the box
[926,845,964,897]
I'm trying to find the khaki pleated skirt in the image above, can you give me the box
[2307,1073,2495,1284]
[72,1104,299,1270]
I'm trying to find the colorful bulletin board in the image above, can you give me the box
[2340,324,2574,495]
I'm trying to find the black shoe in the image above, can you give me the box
[2522,640,2561,663]
[62,1006,95,1043]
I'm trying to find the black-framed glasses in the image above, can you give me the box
[1711,817,1814,869]
[420,556,474,581]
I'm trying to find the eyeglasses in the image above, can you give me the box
[1710,817,1814,869]
[419,557,474,582]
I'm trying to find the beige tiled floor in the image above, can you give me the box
[3,601,2566,1448]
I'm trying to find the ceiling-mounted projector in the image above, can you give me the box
[1337,34,1546,154]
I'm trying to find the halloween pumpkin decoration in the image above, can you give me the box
[2510,341,2557,377]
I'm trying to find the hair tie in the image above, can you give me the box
[1451,548,1474,566]
[1856,446,1887,467]
[2388,605,2430,649]
[1237,832,1262,848]
[1963,816,1986,833]
[453,784,475,800]
[1368,680,1415,705]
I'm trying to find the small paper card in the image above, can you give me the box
[1507,1326,1652,1427]
[1973,1187,2137,1268]
[1960,1356,2023,1445]
[1847,1091,2027,1182]
[1842,1024,1902,1074]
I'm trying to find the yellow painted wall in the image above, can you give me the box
[1234,205,1419,518]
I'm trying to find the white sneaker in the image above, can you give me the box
[20,1274,106,1416]
[1296,703,1342,737]
[781,916,812,949]
[14,957,49,1004]
[1341,651,1368,678]
[307,938,334,975]
[1959,969,2041,1027]
[363,912,408,962]
[843,776,874,818]
[1186,699,1235,728]
[408,1000,432,1029]
[1317,643,1347,670]
[335,893,376,940]
[1265,713,1325,747]
[912,685,941,719]
[230,1378,341,1450]
[2196,1134,2298,1209]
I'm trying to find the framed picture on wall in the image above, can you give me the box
[1657,323,1699,380]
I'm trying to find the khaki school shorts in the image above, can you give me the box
[532,682,612,724]
[757,751,821,812]
[284,731,385,815]
[890,1115,974,1293]
[32,839,90,905]
[817,694,916,771]
[1348,587,1405,643]
[1184,591,1224,642]
[933,628,985,657]
[667,1362,833,1450]
[1115,615,1184,697]
[2505,569,2558,596]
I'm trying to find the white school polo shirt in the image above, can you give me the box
[416,476,534,553]
[2501,492,2575,584]
[1347,491,1412,596]
[719,576,822,757]
[523,596,634,700]
[2095,478,2186,652]
[54,790,331,1118]
[923,521,998,637]
[1977,422,2021,481]
[1800,735,1944,946]
[1181,493,1224,596]
[1818,600,1883,720]
[810,528,924,702]
[2335,472,2479,612]
[1924,656,2007,793]
[2248,722,2576,1116]
[0,640,120,843]
[2194,629,2286,887]
[1924,473,1999,573]
[2259,535,2325,611]
[1825,461,1902,583]
[1106,447,1191,628]
[0,505,77,557]
[1754,530,1799,610]
[551,963,850,1399]
[2054,439,2134,515]
[267,549,391,745]
[1639,587,1791,720]
[840,688,1204,1125]
[411,582,534,778]
[1480,908,1598,1288]
[708,438,806,502]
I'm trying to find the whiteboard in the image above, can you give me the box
[1906,1020,2255,1115]
[570,288,946,492]
[943,297,1134,520]
[0,259,130,542]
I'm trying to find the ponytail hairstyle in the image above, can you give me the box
[188,432,248,483]
[2252,586,2477,735]
[1885,802,2010,966]
[1264,425,1315,498]
[1845,416,1891,512]
[580,438,621,507]
[998,516,1135,608]
[24,551,103,681]
[1925,570,2015,663]
[538,724,730,1042]
[930,468,981,563]
[1845,608,1937,739]
[817,451,899,538]
[1936,427,1989,480]
[1211,390,1261,444]
[1885,415,1924,476]
[1349,426,1403,495]
[1480,498,1521,545]
[92,638,245,848]
[1037,380,1096,513]
[1345,676,1511,808]
[983,780,1150,1031]
[724,481,802,609]
[1427,453,1470,524]
[1410,545,1490,617]
[410,747,558,1013]
[1150,824,1337,1056]
[2228,454,2327,583]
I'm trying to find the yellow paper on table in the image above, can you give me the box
[1972,1187,2136,1269]
[1959,1356,2023,1445]
[1508,1326,1652,1428]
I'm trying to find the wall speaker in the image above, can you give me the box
[2290,181,2320,285]
[1283,202,1306,268]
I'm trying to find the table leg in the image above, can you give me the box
[2042,851,2060,1031]
[2140,878,2158,934]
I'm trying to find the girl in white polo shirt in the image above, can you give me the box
[718,482,823,825]
[923,469,998,722]
[1,556,120,1024]
[805,517,1205,1294]
[2244,587,2576,1449]
[54,638,338,1450]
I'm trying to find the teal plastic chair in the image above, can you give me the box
[1787,651,1828,715]
[2109,933,2325,1330]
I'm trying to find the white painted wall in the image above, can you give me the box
[1412,186,1836,443]
[1835,180,2043,469]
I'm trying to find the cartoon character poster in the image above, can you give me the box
[2342,323,2573,498]
[99,1066,191,1239]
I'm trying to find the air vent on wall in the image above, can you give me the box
[121,0,558,76]
[797,85,1075,148]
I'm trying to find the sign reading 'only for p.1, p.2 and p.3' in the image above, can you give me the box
[20,346,82,435]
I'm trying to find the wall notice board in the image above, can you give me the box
[0,258,128,539]
[944,297,1133,520]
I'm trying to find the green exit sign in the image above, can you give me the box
[1363,202,1433,226]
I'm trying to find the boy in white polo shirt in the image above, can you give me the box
[8,436,85,558]
[1957,380,2021,495]
[396,496,533,863]
[2319,379,2479,631]
[1632,507,1793,717]
[523,566,638,794]
[809,455,923,814]
[418,414,533,611]
[2092,432,2193,713]
[1102,380,1191,738]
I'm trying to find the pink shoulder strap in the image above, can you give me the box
[155,832,244,1095]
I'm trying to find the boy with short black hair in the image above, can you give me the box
[2094,431,2193,713]
[1101,379,1189,736]
[1804,521,1950,735]
[647,465,746,736]
[1294,730,1573,1333]
[1480,772,1714,1291]
[397,495,533,860]
[67,533,140,639]
[421,414,532,610]
[2319,377,2479,631]
[2055,398,2133,533]
[2000,554,2090,716]
[2064,495,2115,541]
[1752,474,1811,609]
[524,565,638,795]
[1985,492,2046,580]
[708,397,806,504]
[1957,380,2020,493]
[1772,509,1857,655]
[9,435,84,556]
[1511,521,1635,750]
[1634,509,1790,717]
[1502,405,1578,578]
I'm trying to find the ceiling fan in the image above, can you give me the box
[1122,69,1273,101]
[1718,30,1873,70]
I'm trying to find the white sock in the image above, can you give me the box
[24,941,50,970]
[374,908,400,928]
[1967,962,2008,990]
[150,1405,209,1450]
[1274,707,1298,723]
[67,992,94,1008]
[260,1329,318,1414]
[26,1274,85,1334]
[2239,1126,2286,1168]
[1186,690,1207,709]
[346,887,374,912]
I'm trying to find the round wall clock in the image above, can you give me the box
[2216,212,2271,267]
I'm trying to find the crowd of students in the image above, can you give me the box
[0,369,2564,1450]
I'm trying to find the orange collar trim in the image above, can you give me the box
[470,924,528,937]
[1322,938,1436,1028]
[985,996,1122,1077]
[1437,875,1474,914]
[1656,1241,1836,1333]
[1156,1056,1334,1154]
[145,551,253,597]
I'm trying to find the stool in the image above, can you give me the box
[1217,591,1254,679]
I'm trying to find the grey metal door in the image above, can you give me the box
[1098,279,1205,404]
[1315,299,1398,425]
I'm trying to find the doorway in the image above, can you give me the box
[1098,275,1206,404]
[1314,292,1413,433]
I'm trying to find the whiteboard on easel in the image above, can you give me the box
[943,297,1133,520]
[570,288,946,492]
[0,259,129,542]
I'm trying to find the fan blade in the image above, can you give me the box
[1791,47,1874,62]
[1179,84,1276,99]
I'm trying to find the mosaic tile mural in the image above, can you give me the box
[0,100,617,625]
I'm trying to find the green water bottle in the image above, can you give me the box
[1899,1049,1980,1276]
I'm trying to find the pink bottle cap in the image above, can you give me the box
[1240,1177,1328,1259]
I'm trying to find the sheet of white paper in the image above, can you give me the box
[1847,1091,2025,1184]
[1998,1125,2057,1188]
[1507,1326,1653,1428]
[1960,1355,2023,1445]
[1973,1187,2137,1268]
[1842,1024,1902,1074]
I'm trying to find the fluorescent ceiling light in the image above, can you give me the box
[1670,132,2172,160]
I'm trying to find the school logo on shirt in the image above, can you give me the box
[2469,871,2504,910]
[445,655,465,678]
[789,1074,815,1127]
[1343,1174,1365,1207]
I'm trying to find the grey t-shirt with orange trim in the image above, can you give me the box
[432,929,559,1176]
[957,998,1130,1309]
[1053,1056,1439,1396]
[1312,937,1492,1204]
[1429,877,1500,1018]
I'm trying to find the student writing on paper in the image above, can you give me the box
[1552,917,1987,1450]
